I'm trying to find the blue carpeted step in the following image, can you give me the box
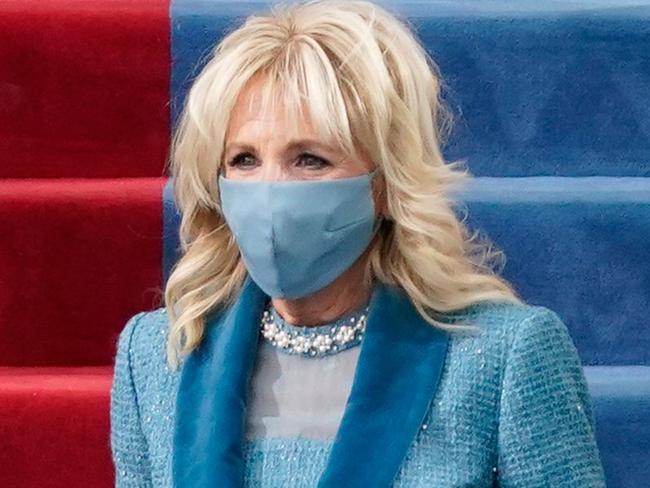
[584,365,650,487]
[170,0,650,176]
[451,175,650,366]
[163,175,650,366]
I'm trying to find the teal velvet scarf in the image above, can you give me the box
[172,276,451,487]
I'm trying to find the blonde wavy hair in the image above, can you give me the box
[162,0,524,372]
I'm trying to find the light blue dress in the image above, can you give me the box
[245,305,363,442]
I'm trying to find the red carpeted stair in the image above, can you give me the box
[0,1,170,487]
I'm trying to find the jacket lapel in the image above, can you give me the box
[172,276,268,487]
[317,282,450,487]
[172,276,451,487]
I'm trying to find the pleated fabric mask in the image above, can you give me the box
[218,169,382,299]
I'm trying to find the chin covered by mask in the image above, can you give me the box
[218,170,382,299]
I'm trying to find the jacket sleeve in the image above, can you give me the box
[110,312,154,487]
[497,307,607,488]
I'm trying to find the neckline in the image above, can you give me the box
[260,300,370,357]
[172,276,452,487]
[267,300,370,335]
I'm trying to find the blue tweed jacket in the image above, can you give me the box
[110,277,607,487]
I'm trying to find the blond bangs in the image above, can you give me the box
[250,42,360,165]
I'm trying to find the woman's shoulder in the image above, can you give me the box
[116,307,168,357]
[441,300,578,373]
[445,299,570,344]
[437,300,586,418]
[114,307,175,388]
[455,302,603,486]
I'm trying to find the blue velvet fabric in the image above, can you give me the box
[170,0,650,176]
[172,276,450,487]
[450,176,650,367]
[584,366,650,487]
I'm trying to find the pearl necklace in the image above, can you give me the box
[260,303,369,357]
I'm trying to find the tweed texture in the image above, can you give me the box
[110,300,607,487]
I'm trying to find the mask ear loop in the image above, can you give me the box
[368,166,387,228]
[371,215,384,236]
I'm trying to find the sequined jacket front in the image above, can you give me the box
[110,286,607,488]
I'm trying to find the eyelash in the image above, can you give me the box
[226,152,331,170]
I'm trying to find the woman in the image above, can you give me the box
[110,1,607,486]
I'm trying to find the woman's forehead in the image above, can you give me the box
[231,83,308,127]
[227,93,336,150]
[225,72,355,157]
[227,110,319,144]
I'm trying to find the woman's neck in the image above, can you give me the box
[270,255,372,327]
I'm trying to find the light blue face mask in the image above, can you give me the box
[218,170,382,299]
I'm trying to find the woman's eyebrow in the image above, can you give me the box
[225,138,335,154]
[285,139,335,152]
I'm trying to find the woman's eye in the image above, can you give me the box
[296,153,331,170]
[226,152,331,170]
[227,153,257,169]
